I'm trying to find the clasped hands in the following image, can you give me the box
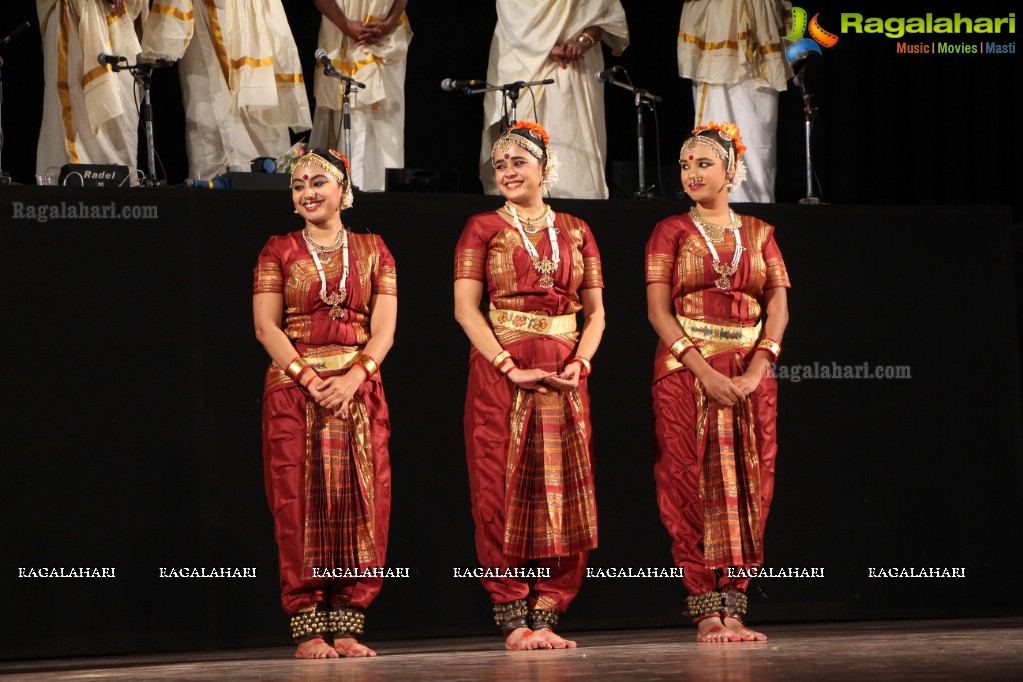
[507,362,583,394]
[306,370,365,418]
[701,367,766,407]
[343,16,399,45]
[549,35,594,69]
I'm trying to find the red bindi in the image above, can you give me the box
[504,153,510,159]
[688,155,694,161]
[302,173,309,180]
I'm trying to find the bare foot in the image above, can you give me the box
[532,628,577,649]
[722,616,766,641]
[334,635,377,657]
[696,616,741,643]
[295,637,340,658]
[505,627,548,650]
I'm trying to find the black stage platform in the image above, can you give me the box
[0,187,1020,661]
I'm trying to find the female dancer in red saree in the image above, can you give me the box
[254,149,397,658]
[454,122,605,650]
[646,122,789,643]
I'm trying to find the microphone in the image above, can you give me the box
[594,65,623,83]
[314,48,338,75]
[315,48,365,87]
[441,78,486,92]
[97,53,126,71]
[0,21,30,50]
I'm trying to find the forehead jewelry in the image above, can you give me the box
[492,132,545,164]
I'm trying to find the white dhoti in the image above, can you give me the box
[310,1,412,192]
[143,0,311,180]
[36,0,147,179]
[692,81,778,203]
[480,0,629,200]
[679,0,792,203]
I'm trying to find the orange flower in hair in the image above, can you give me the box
[328,149,353,179]
[512,120,550,146]
[692,121,747,160]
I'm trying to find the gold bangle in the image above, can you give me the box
[577,32,596,47]
[755,339,781,362]
[295,364,318,387]
[491,350,511,371]
[570,356,592,377]
[285,356,310,380]
[354,353,379,378]
[669,336,695,361]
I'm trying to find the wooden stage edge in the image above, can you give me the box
[1,618,1021,680]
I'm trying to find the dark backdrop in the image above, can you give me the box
[0,1,1019,215]
[0,0,1021,663]
[0,188,1020,661]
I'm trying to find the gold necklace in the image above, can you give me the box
[507,204,560,288]
[302,228,344,264]
[689,207,740,244]
[505,202,551,233]
[304,229,349,318]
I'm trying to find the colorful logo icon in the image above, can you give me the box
[784,7,839,62]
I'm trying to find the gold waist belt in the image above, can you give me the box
[488,310,577,336]
[302,345,363,372]
[656,317,762,381]
[272,345,362,375]
[265,345,364,393]
[676,315,762,357]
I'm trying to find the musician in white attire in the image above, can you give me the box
[36,0,148,179]
[480,0,628,200]
[678,0,792,203]
[141,0,311,180]
[310,1,412,192]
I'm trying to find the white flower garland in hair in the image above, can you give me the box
[543,150,561,190]
[340,182,354,209]
[729,157,747,189]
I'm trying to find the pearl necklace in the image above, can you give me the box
[692,215,743,290]
[508,204,560,288]
[303,227,349,319]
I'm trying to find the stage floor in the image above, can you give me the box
[2,618,1020,680]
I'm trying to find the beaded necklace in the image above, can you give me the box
[303,227,349,319]
[692,214,743,290]
[506,201,551,233]
[508,204,560,288]
[689,207,740,243]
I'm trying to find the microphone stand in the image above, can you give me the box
[0,22,31,184]
[604,72,662,200]
[323,67,366,189]
[109,56,173,187]
[465,79,554,129]
[0,54,8,184]
[794,64,820,205]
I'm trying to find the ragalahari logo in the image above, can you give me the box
[784,7,839,62]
